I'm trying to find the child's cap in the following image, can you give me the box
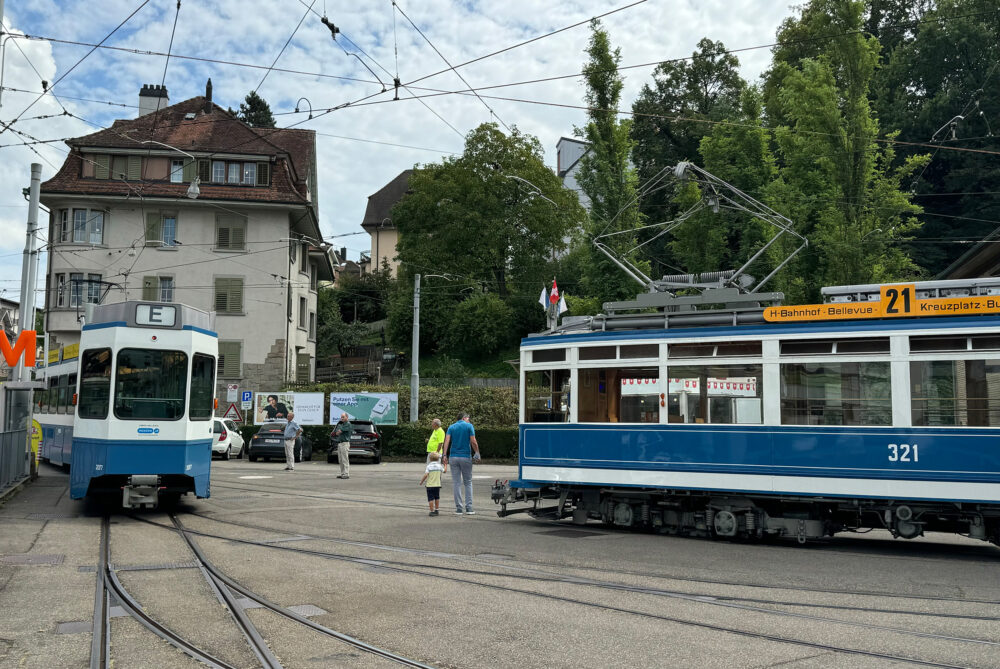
[429,452,440,461]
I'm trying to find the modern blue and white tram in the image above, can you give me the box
[495,282,1000,546]
[35,354,78,468]
[67,301,218,507]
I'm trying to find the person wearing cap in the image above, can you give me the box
[442,412,480,515]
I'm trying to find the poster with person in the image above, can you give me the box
[253,392,325,425]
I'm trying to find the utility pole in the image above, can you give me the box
[15,163,41,383]
[409,274,420,422]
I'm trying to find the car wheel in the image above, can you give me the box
[249,454,258,462]
[222,445,230,461]
[373,451,382,464]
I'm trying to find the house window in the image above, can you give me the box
[58,209,69,242]
[309,264,317,290]
[214,277,244,314]
[298,297,307,328]
[243,162,256,184]
[212,160,225,183]
[55,274,66,307]
[170,159,184,183]
[217,341,242,378]
[300,242,308,273]
[71,209,104,244]
[309,312,316,339]
[69,273,83,307]
[143,276,173,302]
[227,163,240,184]
[112,155,127,180]
[73,209,88,242]
[87,274,101,304]
[215,213,247,250]
[145,212,177,246]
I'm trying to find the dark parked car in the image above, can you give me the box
[328,420,382,464]
[248,422,313,463]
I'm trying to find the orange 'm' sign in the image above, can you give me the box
[764,284,1000,323]
[1,330,37,367]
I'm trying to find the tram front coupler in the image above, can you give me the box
[492,480,533,517]
[122,474,161,508]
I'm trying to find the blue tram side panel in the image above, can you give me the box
[67,301,218,508]
[499,292,1000,546]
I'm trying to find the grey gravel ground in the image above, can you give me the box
[0,459,997,669]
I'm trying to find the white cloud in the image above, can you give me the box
[0,0,798,302]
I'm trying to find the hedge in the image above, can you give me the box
[238,423,518,459]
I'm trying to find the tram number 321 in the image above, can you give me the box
[888,443,918,462]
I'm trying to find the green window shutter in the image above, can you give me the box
[229,279,243,313]
[144,212,161,246]
[127,155,142,180]
[231,223,245,250]
[142,276,158,301]
[95,155,110,179]
[219,342,241,378]
[216,224,230,249]
[214,278,230,312]
[181,159,195,183]
[256,162,270,186]
[198,159,210,183]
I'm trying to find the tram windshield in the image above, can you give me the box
[114,348,188,420]
[78,348,112,419]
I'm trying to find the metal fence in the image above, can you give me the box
[0,429,28,493]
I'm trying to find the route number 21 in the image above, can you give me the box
[880,284,916,317]
[888,443,918,462]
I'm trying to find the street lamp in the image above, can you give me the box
[140,140,200,199]
[409,272,455,422]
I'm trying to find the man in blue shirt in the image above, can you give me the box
[442,412,480,514]
[283,411,302,471]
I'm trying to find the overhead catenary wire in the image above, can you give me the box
[255,1,316,95]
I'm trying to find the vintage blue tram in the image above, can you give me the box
[60,301,218,507]
[495,280,1000,546]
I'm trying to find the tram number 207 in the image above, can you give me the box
[888,443,918,463]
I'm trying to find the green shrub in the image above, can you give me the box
[379,424,518,459]
[445,293,515,359]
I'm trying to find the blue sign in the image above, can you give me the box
[241,391,253,402]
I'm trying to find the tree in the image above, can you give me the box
[229,91,276,128]
[392,122,583,299]
[316,286,368,359]
[764,0,927,301]
[574,20,647,303]
[443,293,515,359]
[874,0,1000,275]
[333,260,393,323]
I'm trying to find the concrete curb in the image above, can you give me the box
[0,476,30,506]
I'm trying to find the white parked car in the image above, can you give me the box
[212,417,244,460]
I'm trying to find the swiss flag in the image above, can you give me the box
[549,278,560,305]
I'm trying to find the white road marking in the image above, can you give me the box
[238,475,274,480]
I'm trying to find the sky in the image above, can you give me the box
[0,0,799,308]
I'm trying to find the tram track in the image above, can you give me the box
[132,514,996,668]
[193,494,1000,608]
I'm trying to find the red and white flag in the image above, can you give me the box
[549,278,560,305]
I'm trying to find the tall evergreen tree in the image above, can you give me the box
[575,19,647,303]
[229,91,276,128]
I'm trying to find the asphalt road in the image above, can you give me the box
[1,459,998,668]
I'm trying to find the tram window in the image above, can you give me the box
[578,367,659,423]
[911,359,1000,426]
[970,335,1000,351]
[668,343,716,358]
[34,387,47,412]
[780,362,891,426]
[47,377,58,414]
[524,370,571,422]
[579,346,616,361]
[56,375,68,414]
[781,340,834,355]
[667,365,762,424]
[78,348,112,419]
[189,353,216,420]
[114,349,188,420]
[837,339,890,354]
[531,348,566,363]
[910,336,968,352]
[620,344,659,359]
[715,342,762,357]
[67,374,77,411]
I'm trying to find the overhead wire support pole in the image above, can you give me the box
[410,274,420,423]
[15,162,41,384]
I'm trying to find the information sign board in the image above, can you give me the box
[329,392,399,425]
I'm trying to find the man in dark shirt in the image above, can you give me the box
[332,412,354,479]
[263,394,288,420]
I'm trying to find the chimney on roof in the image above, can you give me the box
[204,78,213,114]
[138,84,169,117]
[340,247,347,262]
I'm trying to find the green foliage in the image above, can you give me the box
[574,20,647,303]
[377,424,518,459]
[565,294,602,317]
[316,286,369,360]
[421,355,468,384]
[230,91,276,128]
[333,262,393,323]
[444,293,515,359]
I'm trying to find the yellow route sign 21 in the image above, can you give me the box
[764,284,1000,323]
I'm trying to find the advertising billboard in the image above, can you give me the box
[329,392,399,425]
[253,392,325,425]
